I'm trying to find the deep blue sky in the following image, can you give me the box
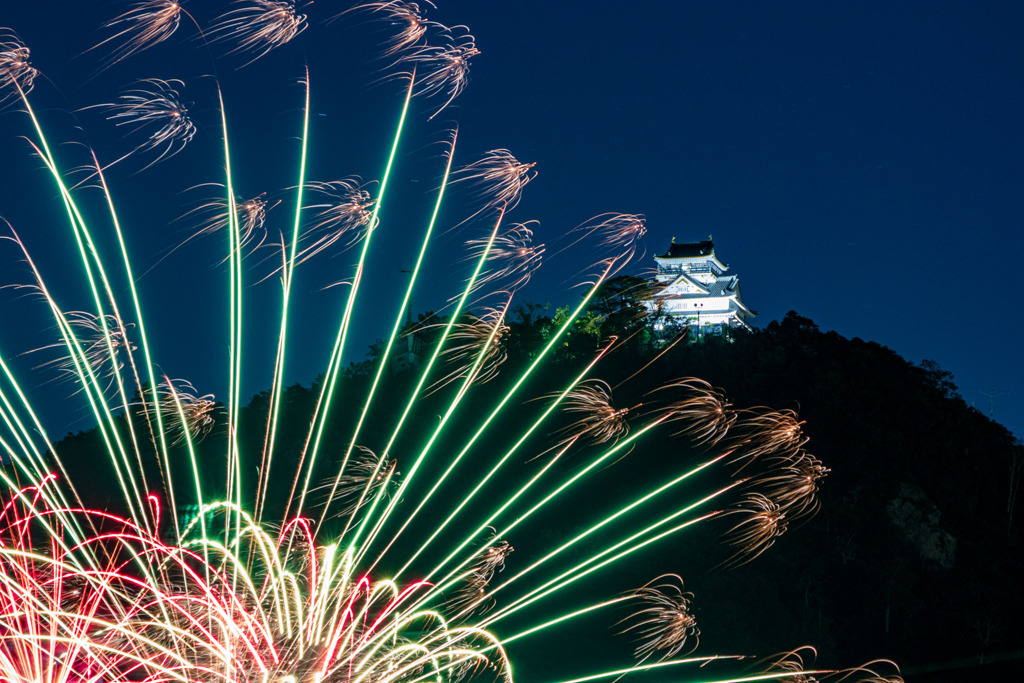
[1,1,1022,440]
[443,0,1024,439]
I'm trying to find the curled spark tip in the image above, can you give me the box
[346,1,439,58]
[208,0,307,66]
[751,646,821,682]
[141,378,219,445]
[650,377,736,446]
[556,379,634,448]
[312,446,399,520]
[287,178,377,268]
[620,574,699,661]
[401,23,478,116]
[752,650,901,683]
[720,492,789,568]
[582,213,647,264]
[466,221,545,293]
[94,78,196,169]
[428,308,510,392]
[445,534,513,619]
[726,407,811,471]
[178,186,274,261]
[455,150,535,202]
[448,150,536,231]
[579,211,646,237]
[0,29,37,104]
[553,212,647,278]
[30,312,136,396]
[829,660,903,683]
[749,451,828,523]
[91,1,184,69]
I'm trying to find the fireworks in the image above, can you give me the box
[452,149,537,218]
[751,648,903,683]
[208,0,307,66]
[652,377,736,447]
[0,4,900,683]
[554,212,648,277]
[346,1,437,58]
[310,446,399,520]
[178,188,275,258]
[558,379,635,448]
[720,492,789,567]
[290,179,377,268]
[465,221,544,295]
[620,574,699,662]
[402,24,478,117]
[90,78,196,170]
[29,311,137,396]
[428,308,510,391]
[142,378,219,445]
[91,0,185,70]
[0,30,35,107]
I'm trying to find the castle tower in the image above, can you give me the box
[649,237,754,332]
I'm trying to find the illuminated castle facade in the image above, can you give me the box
[649,238,754,332]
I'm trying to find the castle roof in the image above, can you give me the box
[658,239,715,259]
[654,274,740,299]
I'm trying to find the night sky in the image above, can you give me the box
[1,0,1022,442]
[446,0,1024,440]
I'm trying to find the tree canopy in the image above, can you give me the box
[52,308,1024,681]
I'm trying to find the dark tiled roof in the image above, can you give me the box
[658,240,714,258]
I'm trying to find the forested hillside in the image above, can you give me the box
[54,302,1023,681]
[504,301,1024,679]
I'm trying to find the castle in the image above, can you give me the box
[649,237,754,333]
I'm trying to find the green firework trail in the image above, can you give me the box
[0,4,899,683]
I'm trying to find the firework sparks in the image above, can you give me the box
[450,150,536,224]
[90,78,196,170]
[620,574,699,661]
[140,378,218,445]
[161,509,511,683]
[90,0,184,70]
[720,492,789,567]
[444,534,513,620]
[727,407,811,471]
[750,450,829,523]
[0,485,510,683]
[557,212,647,277]
[311,447,399,521]
[557,379,636,448]
[0,30,36,107]
[752,648,904,683]
[402,24,479,117]
[291,179,377,267]
[0,486,200,683]
[208,0,307,66]
[650,377,736,447]
[427,308,510,393]
[30,312,136,395]
[466,221,545,294]
[178,187,275,259]
[0,5,890,683]
[347,1,438,58]
[752,647,823,683]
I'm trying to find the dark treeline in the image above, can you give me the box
[501,298,1023,681]
[52,282,1023,681]
[499,296,1023,681]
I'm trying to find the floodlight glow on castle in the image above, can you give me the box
[650,238,754,332]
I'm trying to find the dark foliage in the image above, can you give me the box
[50,308,1023,681]
[502,306,1024,680]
